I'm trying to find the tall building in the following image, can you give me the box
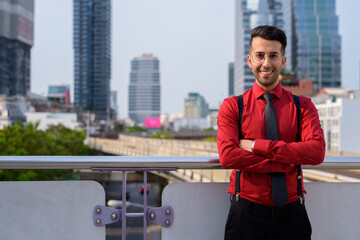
[234,0,283,95]
[73,0,111,120]
[283,0,341,93]
[184,92,209,118]
[0,0,34,97]
[128,54,161,125]
[228,63,234,96]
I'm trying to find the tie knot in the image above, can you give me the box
[263,93,274,102]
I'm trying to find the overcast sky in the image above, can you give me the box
[31,0,360,119]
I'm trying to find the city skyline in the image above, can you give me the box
[31,0,360,119]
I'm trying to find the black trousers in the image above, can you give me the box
[224,197,312,240]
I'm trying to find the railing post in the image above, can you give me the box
[122,171,127,240]
[143,171,147,240]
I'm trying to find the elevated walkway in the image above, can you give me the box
[85,135,218,157]
[0,156,360,239]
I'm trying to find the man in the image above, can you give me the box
[217,25,325,240]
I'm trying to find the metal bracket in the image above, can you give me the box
[147,206,174,228]
[93,205,121,227]
[93,205,174,228]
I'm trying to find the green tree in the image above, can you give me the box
[149,132,174,140]
[203,136,217,142]
[0,122,91,181]
[125,126,148,132]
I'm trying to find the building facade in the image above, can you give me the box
[73,0,111,120]
[184,92,209,118]
[316,98,360,154]
[0,0,34,97]
[47,84,71,105]
[283,0,341,93]
[25,112,79,131]
[0,96,27,129]
[234,0,283,95]
[128,54,161,126]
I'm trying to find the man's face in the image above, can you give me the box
[247,37,286,92]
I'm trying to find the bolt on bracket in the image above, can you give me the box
[147,206,174,228]
[93,205,121,227]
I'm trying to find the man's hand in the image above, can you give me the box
[239,139,254,152]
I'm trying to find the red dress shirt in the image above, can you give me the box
[217,81,325,206]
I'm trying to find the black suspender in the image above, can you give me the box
[235,95,243,201]
[237,95,244,139]
[234,94,304,204]
[293,95,304,204]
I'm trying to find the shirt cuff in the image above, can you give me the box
[252,139,272,157]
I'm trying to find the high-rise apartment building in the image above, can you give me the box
[234,0,283,95]
[184,92,209,118]
[0,0,34,97]
[128,54,161,125]
[283,0,341,93]
[73,0,111,120]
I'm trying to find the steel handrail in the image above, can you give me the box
[0,156,359,169]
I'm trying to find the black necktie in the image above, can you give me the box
[263,93,288,208]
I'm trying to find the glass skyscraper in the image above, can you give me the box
[234,0,283,94]
[283,0,341,93]
[73,0,111,120]
[0,0,34,97]
[128,54,161,125]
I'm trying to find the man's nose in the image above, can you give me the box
[262,55,272,67]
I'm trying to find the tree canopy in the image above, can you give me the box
[0,122,92,181]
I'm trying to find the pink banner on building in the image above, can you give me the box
[145,118,161,128]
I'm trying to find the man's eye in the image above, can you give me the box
[270,54,279,59]
[255,53,264,59]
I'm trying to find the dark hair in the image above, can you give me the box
[249,25,287,55]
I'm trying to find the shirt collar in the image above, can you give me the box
[253,80,283,99]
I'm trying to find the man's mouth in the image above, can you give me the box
[260,70,273,75]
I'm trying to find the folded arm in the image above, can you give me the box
[252,97,325,166]
[217,98,293,173]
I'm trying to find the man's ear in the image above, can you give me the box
[281,56,287,69]
[247,55,252,68]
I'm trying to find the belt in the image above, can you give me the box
[230,196,303,217]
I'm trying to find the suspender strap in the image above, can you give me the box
[237,94,244,138]
[293,95,301,142]
[235,95,244,200]
[293,95,304,204]
[235,170,241,201]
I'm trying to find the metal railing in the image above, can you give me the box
[1,156,360,169]
[1,155,360,240]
